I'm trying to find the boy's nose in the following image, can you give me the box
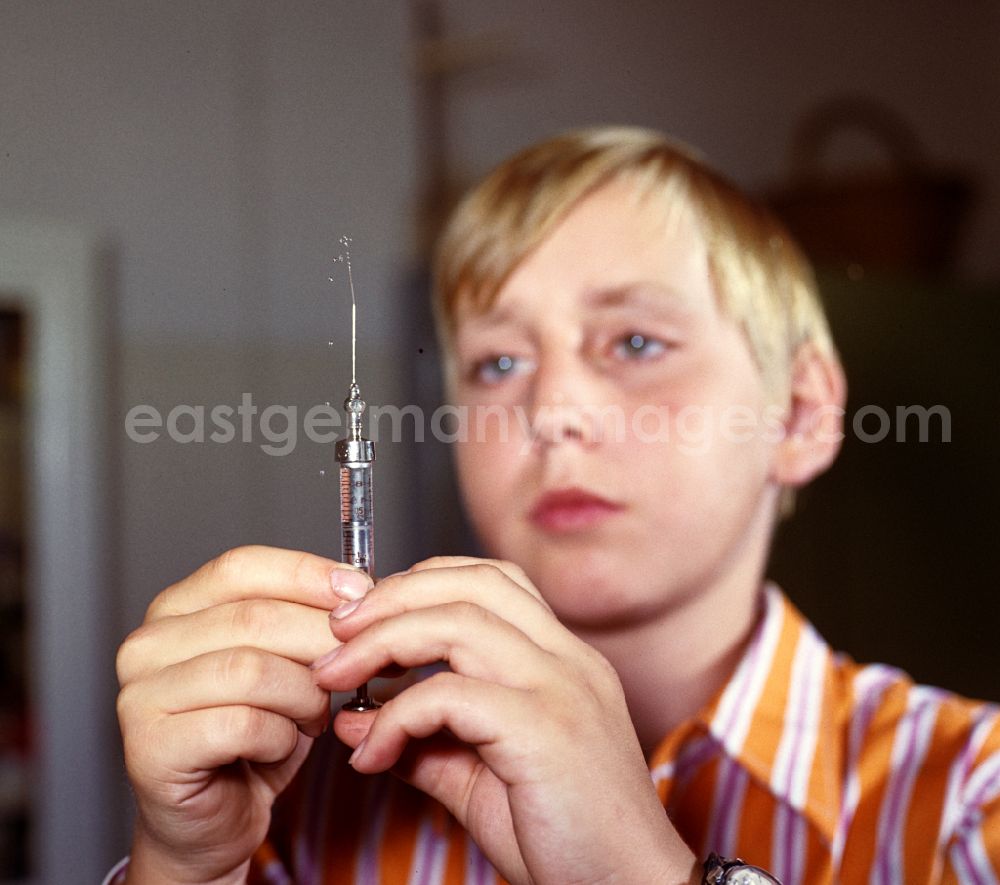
[532,399,590,447]
[526,356,606,448]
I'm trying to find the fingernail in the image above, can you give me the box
[348,738,367,767]
[330,598,363,620]
[310,644,344,670]
[331,568,373,602]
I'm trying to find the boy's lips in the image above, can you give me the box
[529,487,624,533]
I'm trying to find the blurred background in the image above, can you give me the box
[0,1,998,880]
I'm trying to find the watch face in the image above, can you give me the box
[721,864,781,885]
[704,853,782,885]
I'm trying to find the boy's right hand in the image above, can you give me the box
[115,546,372,884]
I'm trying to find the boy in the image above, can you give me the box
[110,127,1000,884]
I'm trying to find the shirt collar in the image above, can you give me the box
[652,584,843,846]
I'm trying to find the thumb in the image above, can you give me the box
[333,709,374,751]
[333,710,485,807]
[332,710,526,882]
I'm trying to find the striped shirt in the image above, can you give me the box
[106,585,1000,884]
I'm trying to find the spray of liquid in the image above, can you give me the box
[329,235,358,386]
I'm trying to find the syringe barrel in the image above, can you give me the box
[335,437,375,576]
[339,464,374,574]
[335,453,380,711]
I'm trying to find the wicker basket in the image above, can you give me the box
[766,97,974,273]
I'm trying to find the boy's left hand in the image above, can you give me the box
[311,556,697,885]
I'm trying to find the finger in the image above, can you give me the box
[129,705,308,777]
[118,597,339,684]
[404,556,546,605]
[333,707,375,750]
[313,602,554,691]
[333,708,502,824]
[345,672,534,787]
[333,708,487,782]
[145,545,373,622]
[328,563,563,653]
[120,647,331,738]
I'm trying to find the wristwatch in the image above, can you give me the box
[702,852,782,884]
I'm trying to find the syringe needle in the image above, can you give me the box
[339,235,357,385]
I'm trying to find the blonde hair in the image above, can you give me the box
[433,125,836,404]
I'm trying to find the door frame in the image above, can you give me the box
[0,219,115,882]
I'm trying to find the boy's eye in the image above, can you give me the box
[471,354,533,384]
[612,333,668,360]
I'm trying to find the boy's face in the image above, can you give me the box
[449,178,782,631]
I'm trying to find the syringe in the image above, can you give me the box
[335,381,380,712]
[332,236,380,713]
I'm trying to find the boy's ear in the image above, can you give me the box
[771,343,847,487]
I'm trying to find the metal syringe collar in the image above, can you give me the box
[335,438,375,464]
